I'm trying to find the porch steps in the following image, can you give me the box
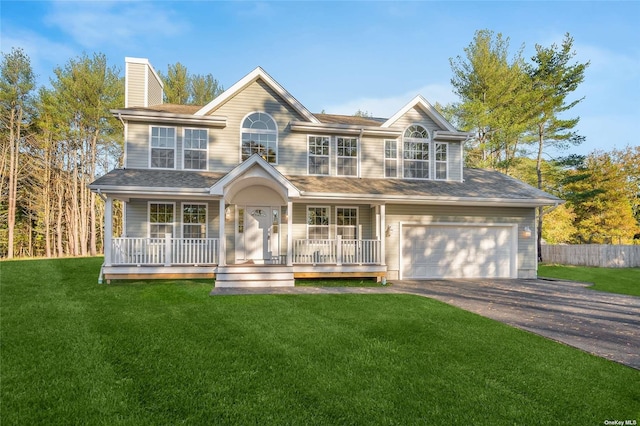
[215,265,295,288]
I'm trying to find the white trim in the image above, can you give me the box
[384,139,399,178]
[149,125,177,170]
[290,121,401,137]
[307,135,331,176]
[335,136,359,177]
[335,206,359,239]
[148,201,176,238]
[195,67,319,123]
[239,111,279,165]
[399,222,518,279]
[113,109,227,127]
[181,202,208,239]
[307,205,330,239]
[434,142,448,181]
[209,154,300,199]
[402,124,431,180]
[382,95,456,131]
[182,127,209,171]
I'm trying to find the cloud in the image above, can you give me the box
[1,27,76,84]
[322,83,457,118]
[44,1,187,49]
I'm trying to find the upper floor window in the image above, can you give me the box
[308,136,329,175]
[182,203,207,238]
[150,126,176,169]
[435,142,448,180]
[149,202,174,238]
[403,125,429,179]
[384,139,398,178]
[241,112,277,163]
[337,137,358,177]
[183,129,208,170]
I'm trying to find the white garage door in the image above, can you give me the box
[402,225,515,279]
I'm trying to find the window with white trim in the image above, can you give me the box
[337,137,358,176]
[150,127,176,168]
[403,125,430,179]
[149,202,174,238]
[183,128,208,170]
[308,136,329,175]
[241,112,277,163]
[307,206,329,239]
[182,204,207,238]
[384,139,398,178]
[435,142,448,180]
[336,207,358,239]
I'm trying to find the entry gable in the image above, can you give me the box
[209,154,301,200]
[195,67,320,124]
[382,95,456,132]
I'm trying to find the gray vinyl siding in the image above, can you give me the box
[384,204,537,279]
[447,142,462,181]
[125,122,151,168]
[125,62,146,108]
[206,79,309,175]
[147,68,163,106]
[125,199,221,238]
[389,107,439,132]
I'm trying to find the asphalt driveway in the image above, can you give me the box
[392,279,640,370]
[212,278,640,369]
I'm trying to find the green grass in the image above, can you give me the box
[539,264,640,297]
[1,258,639,425]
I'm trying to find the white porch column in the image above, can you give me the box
[286,201,293,266]
[380,204,386,266]
[218,201,226,266]
[104,195,113,267]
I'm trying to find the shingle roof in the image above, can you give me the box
[90,168,561,204]
[89,168,224,189]
[121,104,203,114]
[314,114,386,127]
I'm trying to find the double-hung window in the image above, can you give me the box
[384,139,398,178]
[337,137,358,176]
[336,207,358,239]
[435,142,448,180]
[150,127,176,168]
[182,204,207,238]
[403,125,430,179]
[241,112,277,163]
[183,129,208,170]
[149,202,174,238]
[307,206,329,239]
[308,136,330,175]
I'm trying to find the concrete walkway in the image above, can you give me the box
[211,279,640,370]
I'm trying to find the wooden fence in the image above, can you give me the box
[541,244,640,268]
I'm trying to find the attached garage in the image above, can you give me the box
[401,224,517,279]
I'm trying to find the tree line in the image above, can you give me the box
[2,32,639,259]
[0,49,222,258]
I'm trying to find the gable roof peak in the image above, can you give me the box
[194,67,319,123]
[381,94,456,132]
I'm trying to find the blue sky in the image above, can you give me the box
[2,1,639,157]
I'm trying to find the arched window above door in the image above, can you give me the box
[241,112,278,163]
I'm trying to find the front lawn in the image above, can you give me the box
[1,257,638,425]
[539,264,640,297]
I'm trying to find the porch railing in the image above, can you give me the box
[111,235,219,266]
[292,237,381,265]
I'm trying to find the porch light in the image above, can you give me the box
[386,225,393,237]
[522,226,532,239]
[225,206,232,221]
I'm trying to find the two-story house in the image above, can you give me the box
[90,57,561,286]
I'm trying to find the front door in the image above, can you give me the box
[245,206,273,262]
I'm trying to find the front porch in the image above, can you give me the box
[100,236,386,284]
